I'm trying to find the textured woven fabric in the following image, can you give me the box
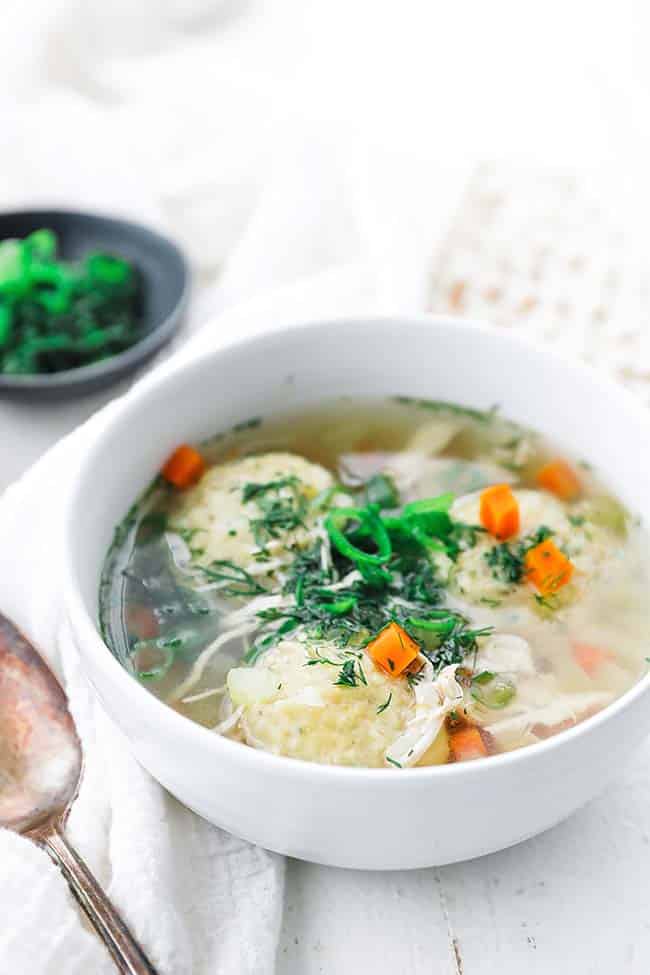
[430,162,650,404]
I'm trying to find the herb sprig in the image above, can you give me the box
[201,559,267,597]
[242,476,308,552]
[484,526,554,585]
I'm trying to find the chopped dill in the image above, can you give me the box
[304,653,338,667]
[242,477,299,504]
[406,670,424,687]
[392,396,495,423]
[201,560,266,597]
[242,476,308,550]
[485,543,525,584]
[173,525,198,544]
[334,658,362,687]
[484,526,554,585]
[444,521,486,560]
[429,621,493,670]
[376,692,392,714]
[534,593,560,613]
[233,416,262,432]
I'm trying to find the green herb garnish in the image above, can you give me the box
[325,505,392,568]
[305,653,339,667]
[0,229,143,376]
[377,692,392,714]
[201,560,266,597]
[484,526,554,585]
[334,658,362,687]
[363,473,400,510]
[233,417,262,432]
[393,396,494,423]
[484,542,525,583]
[471,672,516,709]
[243,476,308,550]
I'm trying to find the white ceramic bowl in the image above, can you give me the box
[64,315,650,870]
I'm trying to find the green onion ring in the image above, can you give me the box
[325,506,392,566]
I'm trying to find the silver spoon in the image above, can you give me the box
[0,612,159,975]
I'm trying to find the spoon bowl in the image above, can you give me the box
[0,615,81,833]
[0,612,158,974]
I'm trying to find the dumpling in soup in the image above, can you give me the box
[169,452,334,580]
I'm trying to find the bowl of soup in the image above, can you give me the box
[63,316,650,869]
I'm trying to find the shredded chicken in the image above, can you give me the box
[385,662,464,768]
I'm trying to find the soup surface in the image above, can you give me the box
[100,399,650,768]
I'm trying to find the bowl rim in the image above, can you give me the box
[0,207,190,391]
[63,313,650,784]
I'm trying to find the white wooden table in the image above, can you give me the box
[278,740,650,973]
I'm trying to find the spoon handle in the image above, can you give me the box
[42,826,159,975]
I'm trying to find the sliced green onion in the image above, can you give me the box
[309,484,342,512]
[325,506,391,566]
[25,228,57,261]
[295,573,305,607]
[402,493,455,517]
[0,230,142,377]
[0,305,12,347]
[405,522,448,552]
[407,615,457,636]
[322,596,357,616]
[358,562,392,587]
[383,493,458,555]
[132,639,176,681]
[364,473,400,510]
[471,673,516,709]
[472,669,495,685]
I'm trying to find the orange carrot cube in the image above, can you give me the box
[573,642,614,676]
[449,726,488,762]
[537,459,581,500]
[524,538,573,595]
[161,444,206,490]
[480,484,520,540]
[367,622,419,677]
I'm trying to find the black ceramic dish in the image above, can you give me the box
[0,210,190,398]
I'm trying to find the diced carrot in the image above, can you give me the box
[449,726,488,762]
[480,484,520,540]
[532,701,603,739]
[573,641,614,677]
[524,538,574,595]
[161,444,206,489]
[126,605,159,640]
[537,459,581,500]
[367,622,419,677]
[530,717,577,739]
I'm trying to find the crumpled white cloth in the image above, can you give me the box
[0,11,469,971]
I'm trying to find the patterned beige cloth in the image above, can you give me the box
[430,163,650,405]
